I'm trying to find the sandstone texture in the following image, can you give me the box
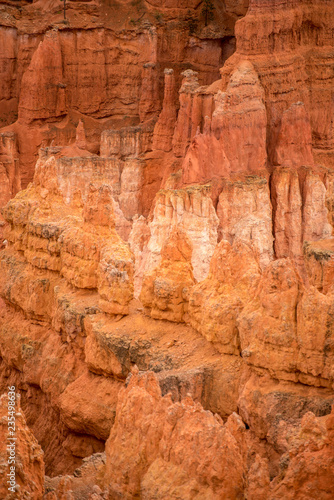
[0,393,45,499]
[188,239,261,354]
[140,226,195,322]
[0,0,334,498]
[104,370,246,500]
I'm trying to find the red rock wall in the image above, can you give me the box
[0,0,334,498]
[222,0,334,166]
[0,0,233,199]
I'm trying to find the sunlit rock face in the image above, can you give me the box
[217,175,274,269]
[188,239,261,355]
[140,226,195,322]
[142,186,219,284]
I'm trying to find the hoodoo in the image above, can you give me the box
[0,0,334,498]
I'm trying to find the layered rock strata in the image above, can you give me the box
[0,0,236,198]
[0,0,334,498]
[140,226,195,322]
[188,239,261,355]
[0,151,135,473]
[0,132,20,223]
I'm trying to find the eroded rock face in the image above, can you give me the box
[222,0,334,168]
[140,226,195,322]
[188,239,261,354]
[1,0,334,496]
[0,0,230,193]
[2,175,134,316]
[273,102,314,169]
[0,393,45,499]
[0,149,135,473]
[271,167,333,264]
[238,257,334,387]
[217,175,273,269]
[270,406,334,500]
[238,258,302,380]
[181,60,267,185]
[142,186,219,285]
[152,69,177,153]
[302,168,333,243]
[213,60,267,173]
[172,69,202,158]
[103,370,334,500]
[18,30,66,123]
[271,167,303,260]
[304,239,334,294]
[237,369,333,446]
[0,132,20,211]
[59,371,121,441]
[104,370,245,499]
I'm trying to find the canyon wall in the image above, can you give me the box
[1,0,334,498]
[0,0,241,205]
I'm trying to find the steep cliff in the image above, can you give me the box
[0,0,241,208]
[1,0,334,498]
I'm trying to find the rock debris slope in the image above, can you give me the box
[0,0,334,498]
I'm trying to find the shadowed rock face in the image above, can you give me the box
[0,0,334,498]
[0,393,45,500]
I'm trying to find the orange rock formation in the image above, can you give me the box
[0,393,44,499]
[0,0,334,498]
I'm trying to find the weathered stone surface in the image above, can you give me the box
[270,405,334,499]
[238,258,302,381]
[172,70,202,158]
[104,371,245,499]
[2,163,134,315]
[140,226,195,322]
[100,122,154,160]
[128,215,151,297]
[18,30,66,123]
[274,102,314,168]
[44,452,107,500]
[213,60,267,173]
[180,60,267,186]
[238,370,333,446]
[97,237,134,316]
[271,166,333,264]
[0,393,45,499]
[188,240,261,354]
[0,132,20,210]
[0,0,334,496]
[0,149,135,474]
[152,69,177,153]
[59,371,122,441]
[238,257,334,387]
[143,186,219,284]
[84,310,242,418]
[34,151,121,205]
[304,239,334,294]
[217,175,273,268]
[302,168,333,243]
[0,0,228,192]
[271,167,303,260]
